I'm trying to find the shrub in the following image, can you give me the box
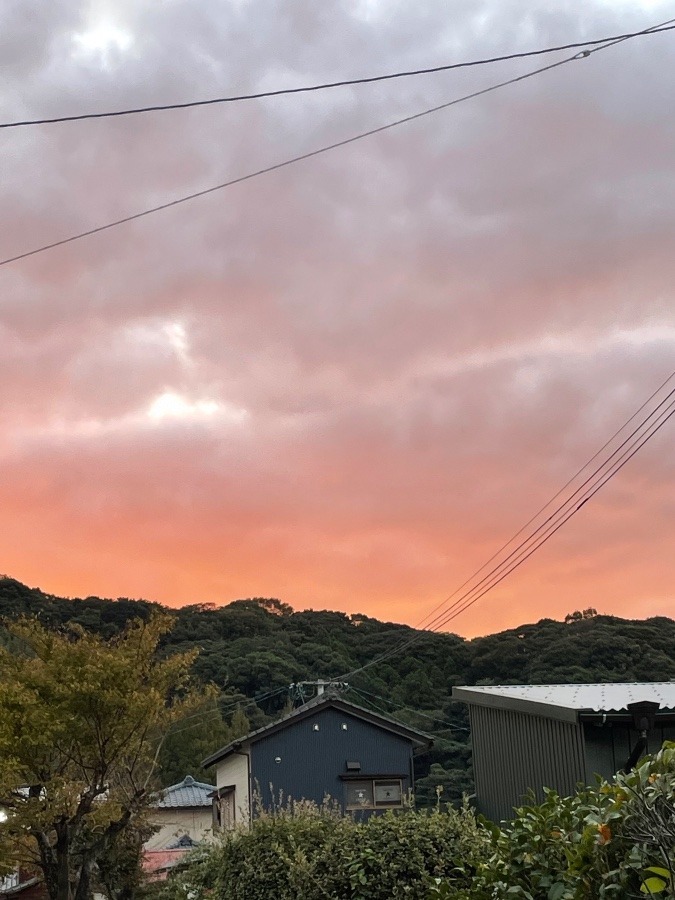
[464,785,629,899]
[318,799,491,899]
[159,744,675,900]
[159,799,490,900]
[433,741,675,900]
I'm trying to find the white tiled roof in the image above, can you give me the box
[454,682,675,713]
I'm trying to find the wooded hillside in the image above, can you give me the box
[1,576,673,804]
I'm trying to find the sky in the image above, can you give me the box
[1,0,674,637]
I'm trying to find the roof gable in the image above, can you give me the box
[202,694,432,768]
[155,775,216,808]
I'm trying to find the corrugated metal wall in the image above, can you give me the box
[251,706,414,813]
[584,721,675,780]
[469,704,586,823]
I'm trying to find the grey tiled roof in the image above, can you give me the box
[156,775,216,808]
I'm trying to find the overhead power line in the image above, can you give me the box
[430,389,675,631]
[345,380,675,674]
[2,15,672,270]
[2,24,674,130]
[163,685,288,738]
[349,686,470,734]
[412,369,675,634]
[336,371,675,680]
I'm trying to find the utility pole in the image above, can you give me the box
[288,680,349,704]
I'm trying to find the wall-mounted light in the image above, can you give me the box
[274,756,282,765]
[341,723,348,731]
[627,701,660,734]
[313,723,320,731]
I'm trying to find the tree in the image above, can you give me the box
[2,577,675,825]
[0,613,213,900]
[156,700,251,787]
[564,607,598,623]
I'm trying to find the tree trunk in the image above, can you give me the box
[32,829,59,900]
[73,859,92,900]
[55,821,72,900]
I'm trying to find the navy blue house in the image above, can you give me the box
[202,693,432,827]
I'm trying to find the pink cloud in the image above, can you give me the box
[1,0,674,635]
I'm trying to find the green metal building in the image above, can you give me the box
[453,682,675,822]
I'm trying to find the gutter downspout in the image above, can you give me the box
[624,701,660,773]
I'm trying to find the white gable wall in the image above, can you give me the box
[215,751,250,825]
[145,806,213,849]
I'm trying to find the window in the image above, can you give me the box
[212,786,235,830]
[373,781,402,806]
[344,779,403,810]
[345,781,373,809]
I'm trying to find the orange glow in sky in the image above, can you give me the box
[1,1,674,636]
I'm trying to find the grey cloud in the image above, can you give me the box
[1,0,674,626]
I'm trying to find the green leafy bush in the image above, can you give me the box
[464,786,629,899]
[159,800,490,900]
[432,742,675,900]
[622,741,675,896]
[157,745,674,900]
[317,800,491,899]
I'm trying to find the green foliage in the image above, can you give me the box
[158,700,232,786]
[432,743,675,900]
[2,577,675,809]
[622,741,675,895]
[94,815,155,900]
[640,868,672,896]
[468,786,629,898]
[0,612,214,900]
[158,801,490,900]
[157,701,251,786]
[163,754,675,900]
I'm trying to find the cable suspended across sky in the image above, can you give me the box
[2,15,673,269]
[1,23,673,130]
[335,370,675,680]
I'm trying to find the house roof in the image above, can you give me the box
[202,693,433,768]
[452,682,675,724]
[155,775,215,808]
[142,849,189,876]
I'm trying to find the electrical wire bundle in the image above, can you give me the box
[338,370,675,679]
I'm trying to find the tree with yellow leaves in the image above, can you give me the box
[0,613,215,900]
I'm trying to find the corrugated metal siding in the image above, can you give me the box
[250,706,414,813]
[469,704,586,823]
[584,722,675,780]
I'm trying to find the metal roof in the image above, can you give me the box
[453,683,675,724]
[155,775,216,808]
[142,850,189,874]
[202,693,433,768]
